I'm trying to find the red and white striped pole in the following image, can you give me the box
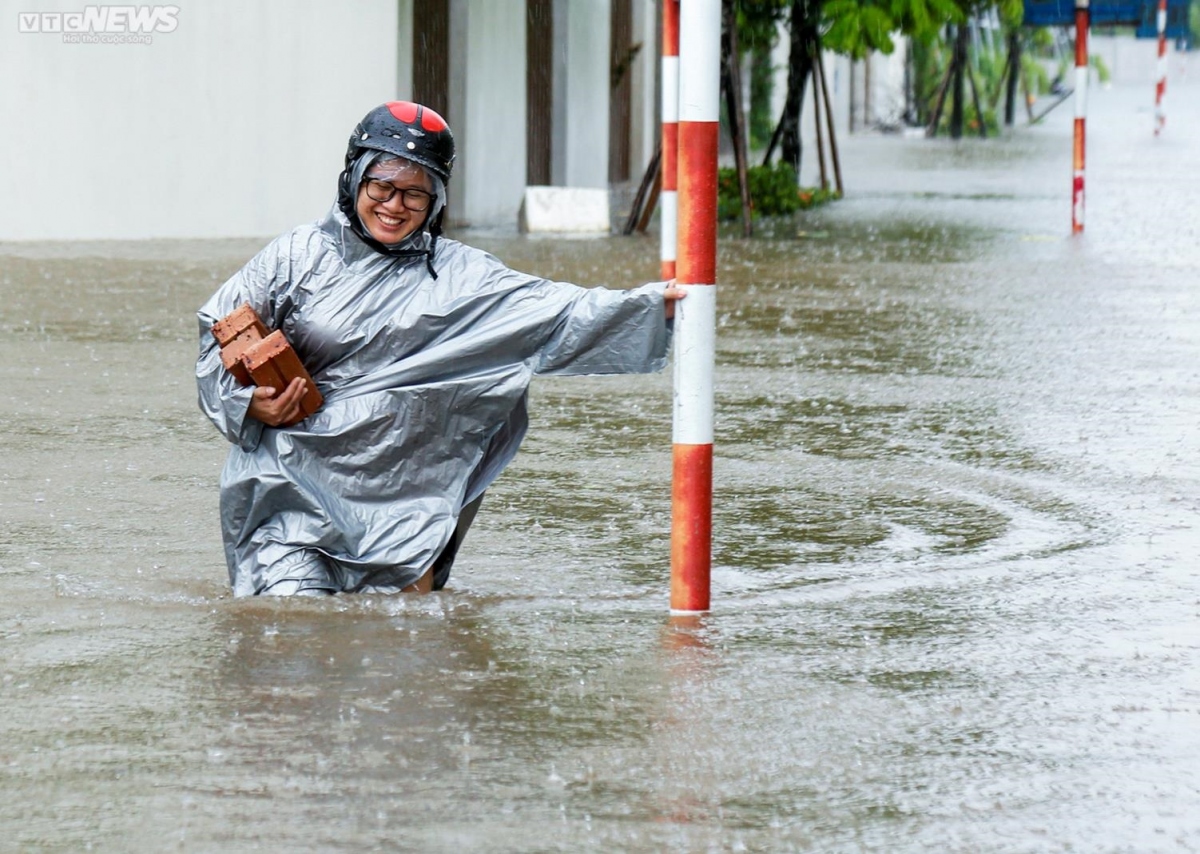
[1072,0,1089,235]
[670,0,719,614]
[661,0,679,280]
[1154,0,1168,136]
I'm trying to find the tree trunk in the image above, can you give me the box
[950,23,968,139]
[926,55,955,137]
[812,55,828,192]
[966,60,987,138]
[776,0,819,177]
[1004,30,1021,127]
[721,0,753,237]
[816,48,843,195]
[622,146,660,235]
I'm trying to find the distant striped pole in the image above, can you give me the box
[1072,0,1089,234]
[1154,0,1168,136]
[671,0,719,614]
[661,0,679,280]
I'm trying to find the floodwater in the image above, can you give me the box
[2,80,1198,852]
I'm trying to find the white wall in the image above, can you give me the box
[446,0,526,227]
[628,0,658,182]
[551,0,611,188]
[825,53,852,138]
[396,0,414,99]
[871,42,909,129]
[845,44,909,132]
[0,0,400,241]
[1091,33,1189,87]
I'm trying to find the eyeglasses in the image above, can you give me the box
[363,179,434,211]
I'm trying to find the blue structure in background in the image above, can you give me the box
[1132,0,1192,38]
[1023,0,1192,37]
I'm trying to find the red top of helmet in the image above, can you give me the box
[387,101,448,133]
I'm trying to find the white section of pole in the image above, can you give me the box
[677,0,721,123]
[660,191,678,267]
[662,56,680,124]
[671,285,716,445]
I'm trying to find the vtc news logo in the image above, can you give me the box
[18,5,180,37]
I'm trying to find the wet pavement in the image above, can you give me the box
[1,78,1198,851]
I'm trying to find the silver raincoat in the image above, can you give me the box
[197,207,671,596]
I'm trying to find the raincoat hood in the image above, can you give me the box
[337,150,445,274]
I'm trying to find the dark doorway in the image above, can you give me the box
[413,0,449,115]
[608,0,632,183]
[526,0,553,186]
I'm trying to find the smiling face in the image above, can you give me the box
[354,157,435,245]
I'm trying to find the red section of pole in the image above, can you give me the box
[676,122,719,284]
[671,444,712,612]
[1072,1,1089,235]
[662,125,679,195]
[1155,0,1167,136]
[663,0,679,60]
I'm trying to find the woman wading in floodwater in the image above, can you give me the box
[196,101,682,596]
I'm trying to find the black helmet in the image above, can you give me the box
[345,101,455,182]
[336,102,455,272]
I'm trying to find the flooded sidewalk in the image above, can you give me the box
[1,78,1198,851]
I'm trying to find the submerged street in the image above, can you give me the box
[1,78,1198,850]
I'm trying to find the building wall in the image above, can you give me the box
[551,0,611,188]
[848,44,909,131]
[396,0,414,99]
[445,0,527,227]
[1091,33,1188,87]
[0,0,399,241]
[0,0,680,238]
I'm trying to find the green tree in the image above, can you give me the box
[822,0,964,57]
[764,0,977,172]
